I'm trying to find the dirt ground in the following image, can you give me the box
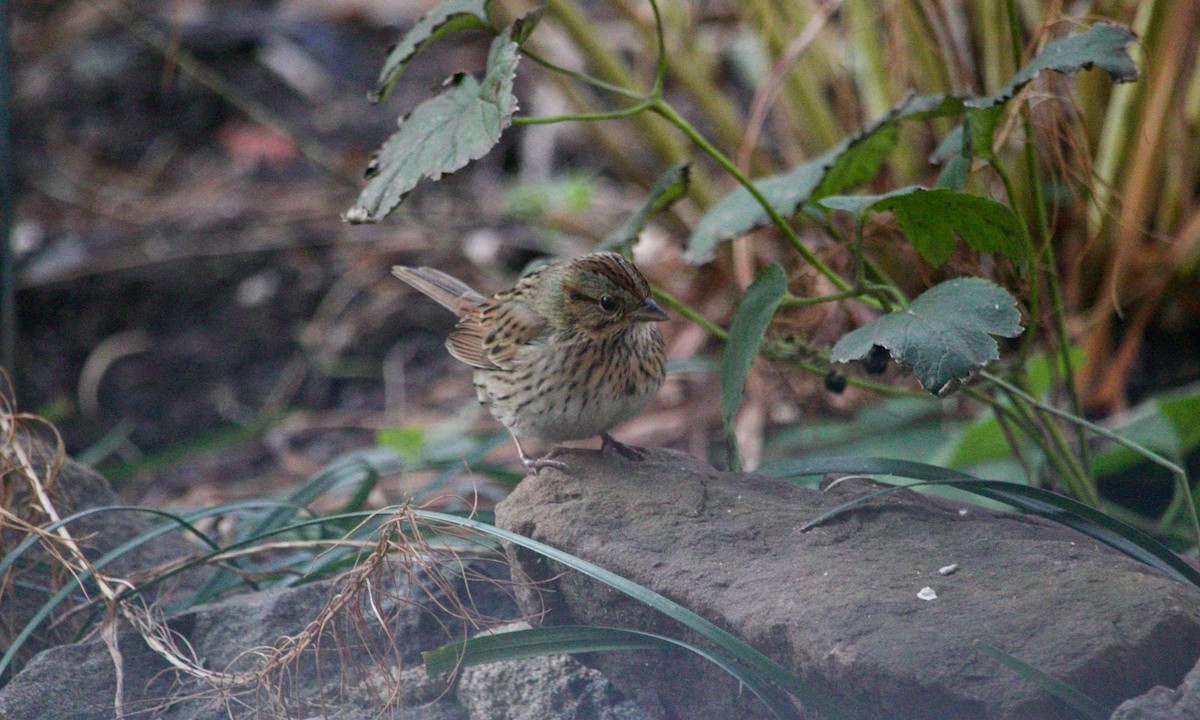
[10,1,532,504]
[10,0,728,510]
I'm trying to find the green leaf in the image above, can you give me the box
[423,626,802,720]
[973,641,1111,720]
[721,264,787,432]
[932,23,1137,175]
[830,278,1023,396]
[346,32,520,224]
[370,0,493,103]
[1091,382,1200,477]
[766,456,1200,588]
[599,163,690,252]
[189,448,405,603]
[685,94,962,264]
[938,347,1084,470]
[969,22,1138,112]
[377,425,425,463]
[940,410,1019,470]
[819,186,1027,266]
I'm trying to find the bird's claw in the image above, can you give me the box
[524,448,570,474]
[601,433,647,462]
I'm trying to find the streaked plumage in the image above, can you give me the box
[393,252,667,471]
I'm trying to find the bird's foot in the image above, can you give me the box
[523,451,570,474]
[510,431,569,474]
[601,433,648,462]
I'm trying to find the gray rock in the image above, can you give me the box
[1110,658,1200,720]
[495,449,1200,720]
[456,623,650,720]
[0,442,211,676]
[0,555,520,720]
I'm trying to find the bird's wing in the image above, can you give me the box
[445,314,497,369]
[440,264,554,371]
[480,300,549,369]
[446,295,549,370]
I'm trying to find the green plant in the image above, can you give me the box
[336,2,1200,713]
[346,0,1196,549]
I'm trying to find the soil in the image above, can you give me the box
[10,0,538,505]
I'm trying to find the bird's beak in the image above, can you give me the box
[631,298,669,322]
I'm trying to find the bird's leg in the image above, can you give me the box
[510,430,568,473]
[600,432,647,461]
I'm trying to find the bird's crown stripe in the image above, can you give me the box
[578,253,649,297]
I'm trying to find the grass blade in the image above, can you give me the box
[973,641,1111,720]
[410,509,843,719]
[423,625,800,719]
[770,456,1200,588]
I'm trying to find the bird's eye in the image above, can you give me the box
[598,295,617,312]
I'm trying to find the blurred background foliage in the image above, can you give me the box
[4,0,1200,544]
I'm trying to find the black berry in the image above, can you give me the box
[863,345,890,375]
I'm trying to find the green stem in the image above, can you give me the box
[647,0,667,95]
[1003,385,1096,504]
[648,99,873,305]
[653,285,922,399]
[1004,0,1093,482]
[521,49,646,101]
[992,160,1039,365]
[960,385,1039,452]
[614,0,759,172]
[983,370,1198,547]
[543,0,707,203]
[821,217,903,307]
[779,289,860,307]
[651,286,726,341]
[513,100,655,125]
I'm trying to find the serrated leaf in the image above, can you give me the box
[932,23,1137,173]
[599,163,690,252]
[969,22,1138,111]
[721,264,787,431]
[830,278,1023,395]
[347,33,519,224]
[819,186,1026,267]
[370,0,493,103]
[685,94,962,264]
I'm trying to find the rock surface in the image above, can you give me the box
[0,565,652,720]
[1110,659,1200,720]
[0,555,522,720]
[495,448,1200,720]
[457,623,651,720]
[0,448,647,720]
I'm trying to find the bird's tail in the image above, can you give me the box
[392,266,486,315]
